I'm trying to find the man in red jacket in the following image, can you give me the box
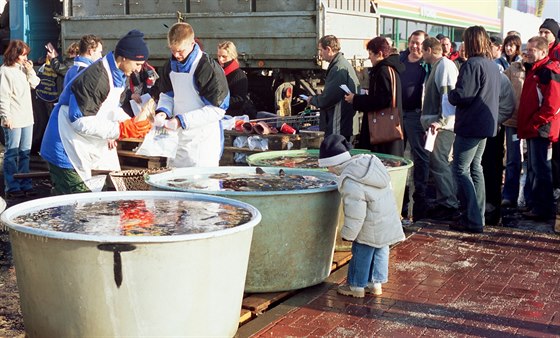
[517,36,560,221]
[539,18,560,61]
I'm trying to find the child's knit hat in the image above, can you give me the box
[318,134,352,167]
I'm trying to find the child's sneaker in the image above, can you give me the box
[365,282,382,296]
[337,284,365,298]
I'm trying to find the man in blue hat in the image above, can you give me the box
[40,29,153,194]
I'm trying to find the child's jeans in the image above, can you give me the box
[347,241,389,287]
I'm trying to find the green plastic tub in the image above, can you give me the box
[247,149,413,251]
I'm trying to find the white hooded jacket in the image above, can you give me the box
[333,154,405,248]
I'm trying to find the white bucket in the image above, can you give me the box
[1,191,261,338]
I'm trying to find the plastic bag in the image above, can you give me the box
[233,136,249,163]
[36,61,59,102]
[222,115,249,130]
[136,127,179,158]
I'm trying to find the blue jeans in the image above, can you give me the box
[525,137,554,217]
[403,110,430,215]
[453,135,486,227]
[502,127,522,203]
[3,125,33,193]
[347,241,389,288]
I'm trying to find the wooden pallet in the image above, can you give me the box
[238,250,352,324]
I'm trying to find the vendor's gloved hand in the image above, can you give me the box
[164,117,180,130]
[119,119,152,139]
[154,112,167,128]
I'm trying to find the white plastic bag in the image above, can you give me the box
[247,136,268,151]
[136,127,179,158]
[222,115,250,130]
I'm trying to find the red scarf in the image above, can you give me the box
[223,59,240,76]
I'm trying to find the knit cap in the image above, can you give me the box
[540,18,559,39]
[115,29,149,61]
[318,134,352,167]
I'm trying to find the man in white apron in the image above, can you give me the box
[40,30,152,194]
[155,22,230,167]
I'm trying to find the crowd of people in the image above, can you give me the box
[325,21,560,233]
[312,20,560,299]
[1,17,559,222]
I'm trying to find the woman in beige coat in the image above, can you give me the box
[0,40,40,199]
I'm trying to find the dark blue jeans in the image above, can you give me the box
[525,137,554,217]
[453,136,486,228]
[502,127,522,203]
[403,110,430,216]
[3,125,33,193]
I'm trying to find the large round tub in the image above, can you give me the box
[247,149,413,251]
[1,191,261,338]
[146,167,341,293]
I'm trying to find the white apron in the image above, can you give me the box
[58,57,127,191]
[168,52,222,167]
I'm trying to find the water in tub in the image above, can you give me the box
[12,198,253,236]
[161,170,337,191]
[253,155,407,169]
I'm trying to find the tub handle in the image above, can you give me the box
[97,243,137,288]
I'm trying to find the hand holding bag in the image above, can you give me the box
[367,66,403,145]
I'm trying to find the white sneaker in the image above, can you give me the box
[365,282,382,296]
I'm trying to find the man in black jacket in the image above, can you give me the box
[308,35,359,142]
[399,30,430,222]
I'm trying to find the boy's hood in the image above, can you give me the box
[334,154,391,189]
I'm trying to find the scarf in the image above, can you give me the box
[222,59,240,76]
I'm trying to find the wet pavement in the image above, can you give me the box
[237,222,560,337]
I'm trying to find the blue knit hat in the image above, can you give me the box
[115,29,149,61]
[318,134,352,167]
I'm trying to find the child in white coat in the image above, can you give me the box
[319,135,405,298]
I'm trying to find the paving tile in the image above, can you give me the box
[247,223,560,337]
[256,323,315,337]
[303,313,344,334]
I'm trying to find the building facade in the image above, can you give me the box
[377,0,502,49]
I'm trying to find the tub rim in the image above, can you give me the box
[0,191,261,243]
[246,149,414,171]
[145,166,339,196]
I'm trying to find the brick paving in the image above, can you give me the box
[239,223,560,337]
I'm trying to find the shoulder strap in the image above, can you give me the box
[387,66,396,108]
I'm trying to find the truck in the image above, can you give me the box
[5,0,379,147]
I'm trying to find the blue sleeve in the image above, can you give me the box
[67,94,85,123]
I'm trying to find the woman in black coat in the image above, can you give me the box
[344,37,405,156]
[217,40,255,118]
